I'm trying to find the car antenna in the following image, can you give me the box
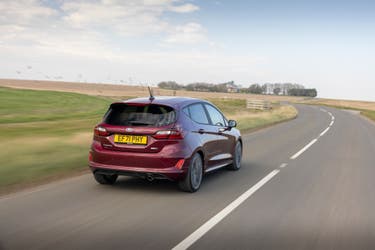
[148,86,155,101]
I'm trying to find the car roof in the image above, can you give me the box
[112,96,208,109]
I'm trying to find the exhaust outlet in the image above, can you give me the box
[146,174,154,182]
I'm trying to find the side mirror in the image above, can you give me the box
[228,120,237,128]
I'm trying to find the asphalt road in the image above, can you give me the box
[1,105,375,250]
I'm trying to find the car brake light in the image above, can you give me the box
[94,126,109,136]
[153,130,183,139]
[88,151,93,161]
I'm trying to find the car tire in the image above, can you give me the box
[178,153,203,193]
[93,173,118,185]
[228,141,242,171]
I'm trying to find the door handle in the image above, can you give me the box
[198,129,205,134]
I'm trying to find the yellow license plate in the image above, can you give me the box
[114,134,148,145]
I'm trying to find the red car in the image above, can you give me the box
[89,96,242,192]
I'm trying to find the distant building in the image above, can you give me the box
[262,83,305,95]
[225,81,240,93]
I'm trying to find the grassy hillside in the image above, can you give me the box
[0,87,113,194]
[0,87,297,195]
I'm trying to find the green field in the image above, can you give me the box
[0,87,114,194]
[0,87,297,195]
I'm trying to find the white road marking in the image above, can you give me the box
[290,138,318,160]
[279,163,288,168]
[172,169,280,250]
[320,127,330,137]
[175,105,333,248]
[289,109,335,160]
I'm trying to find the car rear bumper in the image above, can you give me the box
[89,139,192,180]
[89,161,185,181]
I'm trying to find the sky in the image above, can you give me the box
[1,0,374,101]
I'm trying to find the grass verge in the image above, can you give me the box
[232,105,297,133]
[297,98,375,123]
[0,88,297,195]
[361,110,375,122]
[209,98,298,132]
[298,101,375,123]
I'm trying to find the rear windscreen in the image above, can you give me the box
[104,104,176,127]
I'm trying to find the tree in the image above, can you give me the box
[307,88,317,97]
[273,87,281,95]
[288,88,317,97]
[248,84,263,94]
[157,81,182,90]
[261,84,267,94]
[186,82,212,92]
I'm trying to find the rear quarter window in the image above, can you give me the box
[104,104,176,127]
[183,103,209,125]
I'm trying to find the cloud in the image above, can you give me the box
[0,0,203,41]
[0,0,57,26]
[168,3,199,13]
[0,0,224,84]
[61,0,200,36]
[164,22,207,44]
[61,1,166,37]
[0,0,209,62]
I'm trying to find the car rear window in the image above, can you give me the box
[104,104,176,127]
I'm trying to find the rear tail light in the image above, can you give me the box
[153,130,184,139]
[94,126,110,136]
[88,151,93,161]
